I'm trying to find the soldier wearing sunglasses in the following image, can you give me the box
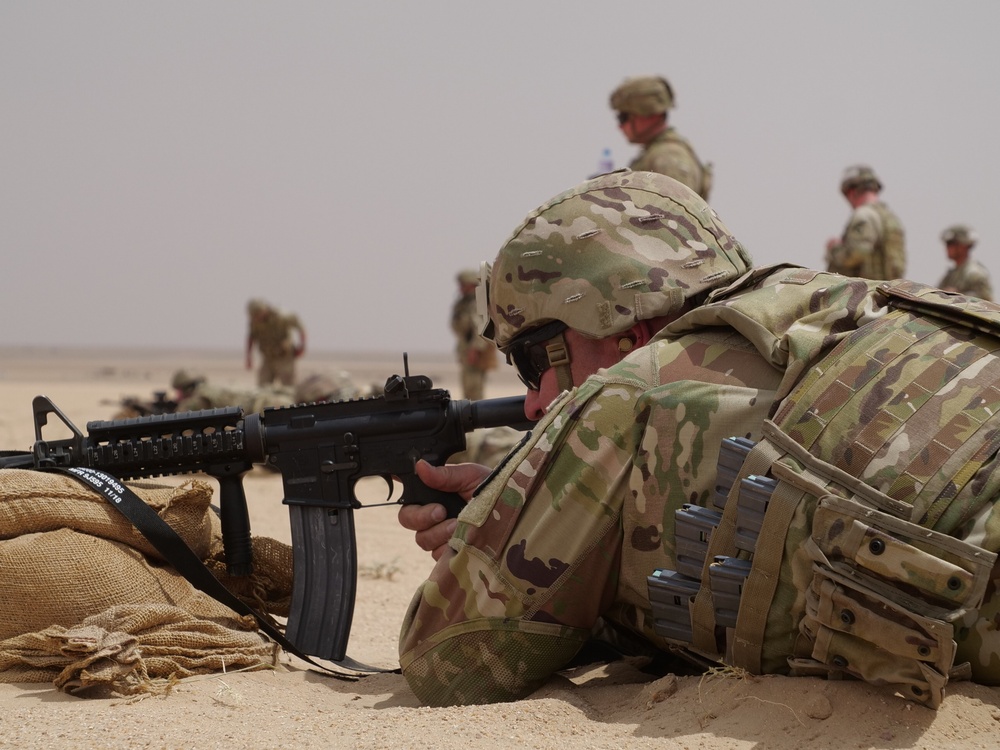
[397,170,1000,708]
[607,75,712,200]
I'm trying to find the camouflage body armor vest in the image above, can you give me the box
[865,202,906,280]
[664,130,713,201]
[651,280,1000,707]
[634,129,713,201]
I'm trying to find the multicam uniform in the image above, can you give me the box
[177,381,297,414]
[399,170,1000,709]
[939,259,993,301]
[399,267,886,705]
[609,77,711,200]
[827,202,906,280]
[247,303,306,387]
[629,127,711,200]
[451,286,497,401]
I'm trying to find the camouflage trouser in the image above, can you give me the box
[258,356,295,387]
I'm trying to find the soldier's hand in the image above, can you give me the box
[399,460,491,560]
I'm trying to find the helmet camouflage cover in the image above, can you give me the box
[484,170,753,350]
[839,164,883,195]
[609,76,674,116]
[247,298,269,316]
[941,224,978,247]
[170,369,205,391]
[456,269,480,286]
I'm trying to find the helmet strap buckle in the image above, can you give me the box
[546,334,575,393]
[545,339,570,368]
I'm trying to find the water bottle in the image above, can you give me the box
[597,148,614,174]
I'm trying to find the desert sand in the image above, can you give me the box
[1,345,999,750]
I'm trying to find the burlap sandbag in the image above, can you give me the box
[0,469,213,559]
[0,604,277,697]
[0,469,293,695]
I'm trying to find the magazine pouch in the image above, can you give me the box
[794,493,992,708]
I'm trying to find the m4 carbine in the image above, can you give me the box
[0,363,533,664]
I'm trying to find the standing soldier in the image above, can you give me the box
[245,298,307,387]
[451,269,496,401]
[609,75,712,199]
[825,164,906,280]
[939,224,992,301]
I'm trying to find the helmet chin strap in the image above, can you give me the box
[545,333,575,393]
[546,328,639,393]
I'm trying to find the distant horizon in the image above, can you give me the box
[0,342,453,360]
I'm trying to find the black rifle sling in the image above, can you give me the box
[57,466,390,678]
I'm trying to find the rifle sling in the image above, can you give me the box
[56,466,393,679]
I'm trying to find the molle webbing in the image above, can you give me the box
[649,281,1000,706]
[772,304,1000,532]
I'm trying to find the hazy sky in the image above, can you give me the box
[3,2,999,357]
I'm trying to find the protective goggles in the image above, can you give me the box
[616,111,630,126]
[504,320,570,391]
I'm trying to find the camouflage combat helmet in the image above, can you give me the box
[171,369,205,391]
[839,164,882,195]
[482,170,753,351]
[247,298,269,316]
[456,269,480,286]
[941,224,978,248]
[609,76,674,116]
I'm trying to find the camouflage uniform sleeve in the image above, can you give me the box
[963,263,993,301]
[398,377,644,706]
[827,206,882,274]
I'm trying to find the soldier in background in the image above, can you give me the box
[110,391,179,420]
[939,224,992,301]
[112,369,368,420]
[825,165,906,280]
[451,270,496,401]
[172,369,296,414]
[609,75,712,199]
[245,299,307,387]
[293,371,373,404]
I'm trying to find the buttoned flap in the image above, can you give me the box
[811,495,994,610]
[801,564,956,708]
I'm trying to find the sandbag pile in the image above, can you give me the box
[0,469,292,696]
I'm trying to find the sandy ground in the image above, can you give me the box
[2,346,1000,749]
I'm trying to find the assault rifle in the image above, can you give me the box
[0,359,534,664]
[114,390,180,418]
